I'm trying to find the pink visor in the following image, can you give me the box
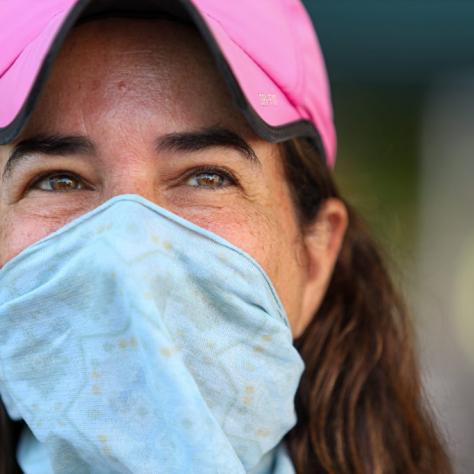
[0,0,336,166]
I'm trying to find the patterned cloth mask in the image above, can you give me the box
[0,194,304,474]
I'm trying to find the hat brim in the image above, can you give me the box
[0,0,325,161]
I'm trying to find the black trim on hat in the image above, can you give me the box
[0,0,326,162]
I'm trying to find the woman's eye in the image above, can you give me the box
[31,173,86,192]
[185,170,234,190]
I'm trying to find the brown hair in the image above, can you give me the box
[0,408,22,473]
[281,138,452,473]
[0,138,452,473]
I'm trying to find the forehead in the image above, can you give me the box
[22,17,251,138]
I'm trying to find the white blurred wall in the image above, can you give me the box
[417,72,474,474]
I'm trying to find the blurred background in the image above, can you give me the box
[303,1,474,472]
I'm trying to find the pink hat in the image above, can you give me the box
[0,0,336,166]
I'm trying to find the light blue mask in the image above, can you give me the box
[0,195,304,474]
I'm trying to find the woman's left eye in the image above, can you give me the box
[185,170,234,190]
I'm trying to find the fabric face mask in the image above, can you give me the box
[0,194,305,474]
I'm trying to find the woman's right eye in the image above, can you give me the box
[30,172,87,192]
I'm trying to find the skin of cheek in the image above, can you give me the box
[0,213,54,266]
[0,193,89,266]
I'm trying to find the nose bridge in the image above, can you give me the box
[102,152,160,204]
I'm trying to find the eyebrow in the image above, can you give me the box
[157,127,259,164]
[2,126,260,181]
[3,135,95,180]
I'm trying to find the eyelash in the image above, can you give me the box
[181,166,238,190]
[28,170,91,192]
[27,166,239,192]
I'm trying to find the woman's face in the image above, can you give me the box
[0,19,346,337]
